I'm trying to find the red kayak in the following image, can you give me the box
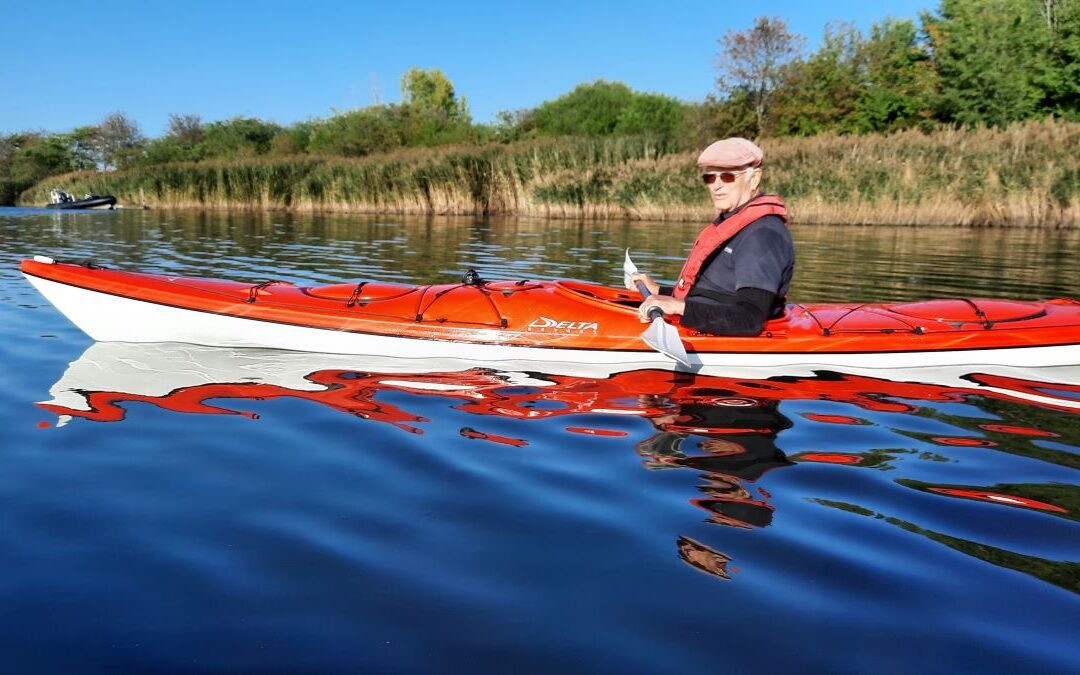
[21,256,1080,368]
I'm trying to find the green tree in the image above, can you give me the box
[488,108,533,142]
[138,137,193,165]
[400,68,470,123]
[0,134,34,204]
[94,112,144,169]
[0,132,84,204]
[683,93,758,146]
[770,22,864,135]
[524,80,687,141]
[923,0,1046,126]
[770,19,936,135]
[308,106,403,156]
[271,120,315,156]
[199,117,282,159]
[852,18,936,132]
[714,16,806,135]
[529,80,634,136]
[167,113,204,146]
[1033,0,1080,119]
[613,92,685,142]
[138,113,207,165]
[63,126,100,170]
[397,69,476,147]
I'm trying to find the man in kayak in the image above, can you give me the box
[628,137,794,336]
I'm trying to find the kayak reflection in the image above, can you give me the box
[38,342,1080,581]
[40,342,1080,428]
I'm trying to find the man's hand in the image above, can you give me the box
[638,295,685,322]
[626,272,660,296]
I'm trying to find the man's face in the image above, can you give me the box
[703,166,760,213]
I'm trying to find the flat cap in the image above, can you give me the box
[696,137,764,168]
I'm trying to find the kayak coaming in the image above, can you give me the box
[21,258,1080,368]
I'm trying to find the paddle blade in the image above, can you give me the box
[642,318,692,368]
[623,248,638,288]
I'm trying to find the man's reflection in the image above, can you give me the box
[636,395,794,575]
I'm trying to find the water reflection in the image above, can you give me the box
[38,342,1080,583]
[6,207,1080,669]
[897,480,1075,519]
[636,398,793,530]
[40,343,1080,426]
[812,499,1079,595]
[3,207,1079,300]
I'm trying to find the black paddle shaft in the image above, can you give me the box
[635,281,665,321]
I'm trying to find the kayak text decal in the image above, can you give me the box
[527,316,599,333]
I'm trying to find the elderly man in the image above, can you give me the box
[628,137,794,336]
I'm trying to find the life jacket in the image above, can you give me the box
[673,195,788,300]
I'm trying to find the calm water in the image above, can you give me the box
[2,207,1079,672]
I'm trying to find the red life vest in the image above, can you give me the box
[673,195,788,300]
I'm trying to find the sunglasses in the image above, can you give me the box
[701,168,754,185]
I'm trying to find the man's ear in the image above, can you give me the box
[750,169,763,191]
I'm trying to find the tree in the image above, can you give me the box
[199,117,282,158]
[0,134,27,204]
[66,126,100,170]
[271,120,315,156]
[682,93,758,146]
[922,0,1046,126]
[714,16,805,135]
[94,112,144,170]
[613,92,685,142]
[769,23,864,135]
[529,81,634,136]
[489,108,534,142]
[308,106,403,156]
[0,132,81,204]
[767,18,935,136]
[852,18,936,132]
[523,80,688,141]
[167,113,204,145]
[400,68,470,123]
[133,113,207,165]
[1034,0,1080,119]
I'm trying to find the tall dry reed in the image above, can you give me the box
[21,120,1080,226]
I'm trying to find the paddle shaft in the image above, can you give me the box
[635,281,665,321]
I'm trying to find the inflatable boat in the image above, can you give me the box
[45,189,116,210]
[20,256,1080,368]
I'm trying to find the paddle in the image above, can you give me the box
[623,250,692,368]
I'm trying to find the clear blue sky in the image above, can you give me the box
[0,0,933,137]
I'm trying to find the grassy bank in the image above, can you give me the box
[21,119,1080,226]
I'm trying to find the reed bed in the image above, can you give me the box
[22,119,1079,226]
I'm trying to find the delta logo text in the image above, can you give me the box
[527,316,599,333]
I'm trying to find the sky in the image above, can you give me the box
[0,0,933,137]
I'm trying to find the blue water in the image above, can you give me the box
[2,208,1078,672]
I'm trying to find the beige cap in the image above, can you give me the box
[696,137,764,168]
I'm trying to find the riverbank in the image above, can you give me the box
[20,119,1079,227]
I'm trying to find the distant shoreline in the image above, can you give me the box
[20,119,1079,228]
